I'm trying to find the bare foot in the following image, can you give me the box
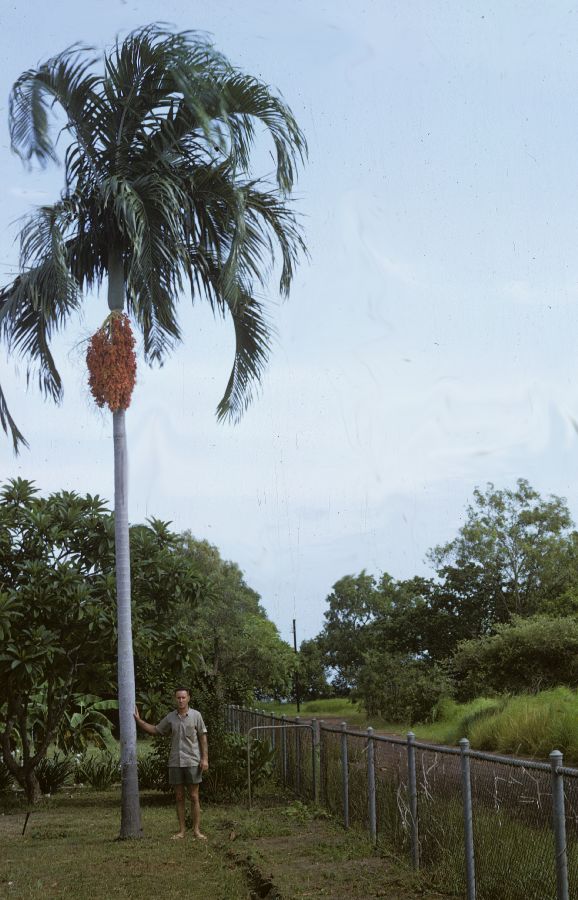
[193,831,207,841]
[171,832,185,840]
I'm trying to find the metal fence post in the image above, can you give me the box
[317,720,324,804]
[270,713,276,750]
[550,750,569,900]
[295,716,302,795]
[367,726,377,844]
[311,719,318,802]
[281,715,288,786]
[407,732,419,870]
[459,738,476,900]
[341,722,349,829]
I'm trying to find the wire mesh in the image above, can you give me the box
[411,746,467,896]
[229,708,578,900]
[320,728,342,816]
[560,770,578,899]
[373,737,410,855]
[346,731,370,829]
[468,755,557,900]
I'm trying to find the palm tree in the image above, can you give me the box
[0,24,307,837]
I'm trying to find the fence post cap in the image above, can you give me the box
[407,731,415,743]
[367,726,374,735]
[550,749,564,764]
[340,721,347,731]
[459,737,470,751]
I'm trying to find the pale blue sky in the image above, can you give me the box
[2,1,578,644]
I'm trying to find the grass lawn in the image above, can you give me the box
[1,786,452,899]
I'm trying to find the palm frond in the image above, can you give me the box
[10,44,103,166]
[0,203,82,402]
[217,286,272,423]
[0,378,28,453]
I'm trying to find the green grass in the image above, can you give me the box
[262,690,578,763]
[0,787,449,899]
[259,698,404,730]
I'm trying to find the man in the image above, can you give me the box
[134,687,209,840]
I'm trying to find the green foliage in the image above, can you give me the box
[136,738,171,793]
[1,24,307,451]
[203,733,275,801]
[0,759,13,792]
[56,695,118,753]
[0,477,213,799]
[296,638,333,701]
[175,534,296,707]
[35,752,74,794]
[451,615,578,699]
[429,479,578,627]
[76,750,120,790]
[356,655,453,724]
[319,571,386,692]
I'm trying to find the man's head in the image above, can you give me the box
[174,687,190,713]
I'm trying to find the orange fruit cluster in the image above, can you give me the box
[86,313,137,412]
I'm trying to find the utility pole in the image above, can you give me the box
[292,617,301,713]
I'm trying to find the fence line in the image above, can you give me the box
[225,704,578,900]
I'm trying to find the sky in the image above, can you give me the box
[2,1,578,645]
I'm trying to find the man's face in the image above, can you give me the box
[175,690,190,712]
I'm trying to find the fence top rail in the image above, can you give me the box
[229,705,578,776]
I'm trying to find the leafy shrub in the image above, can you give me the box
[76,750,120,789]
[0,759,14,792]
[139,731,274,801]
[203,732,275,801]
[36,752,75,794]
[451,615,578,700]
[137,738,171,792]
[356,654,453,724]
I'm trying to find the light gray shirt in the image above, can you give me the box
[155,708,208,767]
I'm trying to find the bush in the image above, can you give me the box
[451,615,578,700]
[36,752,75,794]
[138,731,274,802]
[356,654,453,724]
[76,750,120,789]
[203,732,275,801]
[137,738,171,792]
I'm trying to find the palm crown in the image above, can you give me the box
[0,24,307,450]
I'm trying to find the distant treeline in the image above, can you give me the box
[298,479,578,722]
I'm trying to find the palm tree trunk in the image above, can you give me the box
[109,252,142,839]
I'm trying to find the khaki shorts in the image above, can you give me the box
[168,765,203,786]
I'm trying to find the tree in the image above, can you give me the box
[319,572,389,692]
[177,534,295,705]
[0,26,306,835]
[429,479,578,629]
[0,479,115,801]
[0,479,212,799]
[296,638,333,701]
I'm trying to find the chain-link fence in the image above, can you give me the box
[226,705,578,900]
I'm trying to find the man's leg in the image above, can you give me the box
[173,783,186,838]
[188,783,206,840]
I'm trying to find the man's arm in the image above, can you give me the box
[199,733,209,771]
[134,706,159,736]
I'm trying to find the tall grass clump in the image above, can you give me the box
[467,687,578,761]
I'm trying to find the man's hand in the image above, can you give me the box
[200,758,209,772]
[134,705,141,723]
